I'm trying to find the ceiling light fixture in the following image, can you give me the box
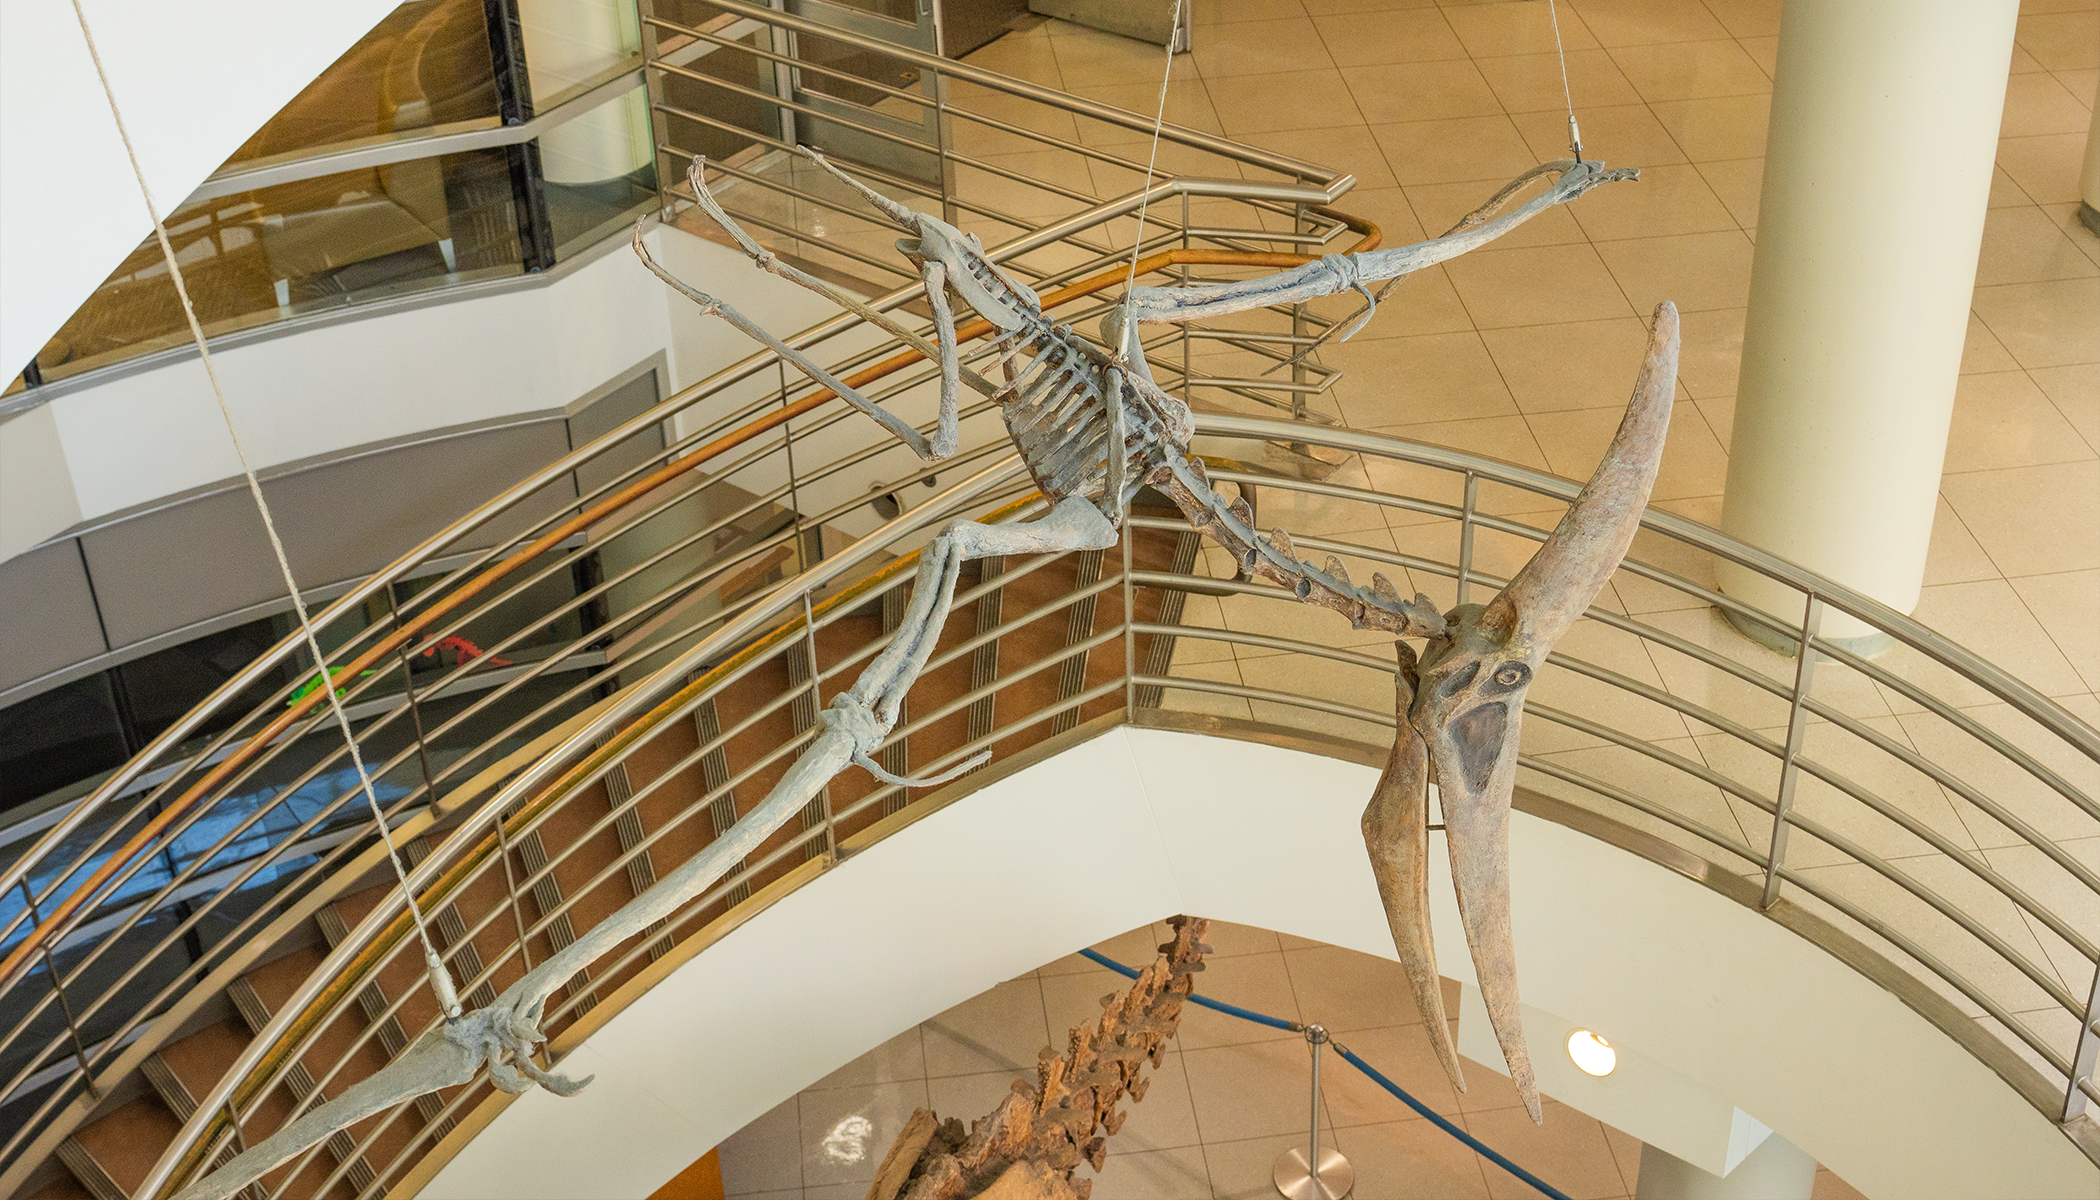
[1567,1029,1616,1077]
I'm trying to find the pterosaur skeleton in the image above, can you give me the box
[168,149,1674,1200]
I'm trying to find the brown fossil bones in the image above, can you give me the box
[165,149,1671,1200]
[867,916,1213,1200]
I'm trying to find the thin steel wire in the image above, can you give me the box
[64,0,460,1015]
[1545,0,1583,158]
[1122,0,1187,294]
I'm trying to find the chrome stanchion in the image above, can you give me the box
[1274,1023,1353,1199]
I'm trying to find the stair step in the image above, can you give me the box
[54,1139,123,1200]
[32,525,1199,1198]
[223,975,385,1196]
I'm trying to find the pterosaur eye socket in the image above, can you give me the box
[1491,663,1531,690]
[1438,661,1480,697]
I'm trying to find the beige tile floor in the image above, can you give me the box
[957,0,2098,707]
[704,4,2096,1189]
[713,921,1869,1199]
[940,0,2100,1098]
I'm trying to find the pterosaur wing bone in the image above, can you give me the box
[676,161,1000,406]
[631,222,937,457]
[1487,301,1679,645]
[798,144,921,230]
[1122,159,1637,327]
[166,1021,484,1200]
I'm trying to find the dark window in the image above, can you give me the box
[0,674,130,813]
[113,617,296,745]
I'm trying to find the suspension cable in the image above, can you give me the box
[1545,0,1584,161]
[66,0,464,1019]
[1122,0,1187,294]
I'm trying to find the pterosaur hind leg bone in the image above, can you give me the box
[166,496,1119,1200]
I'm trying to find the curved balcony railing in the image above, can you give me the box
[111,408,2100,1200]
[0,171,1377,1187]
[5,179,2098,1200]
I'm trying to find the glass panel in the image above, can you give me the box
[655,27,781,166]
[0,675,129,815]
[224,0,502,166]
[543,85,660,259]
[801,0,921,27]
[794,29,925,110]
[33,148,524,382]
[519,0,644,112]
[392,548,586,667]
[114,617,298,745]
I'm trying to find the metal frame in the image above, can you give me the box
[0,174,1365,1188]
[91,413,2100,1199]
[6,97,2097,1190]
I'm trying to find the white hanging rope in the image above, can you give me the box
[66,0,463,1018]
[1545,0,1584,160]
[1122,0,1187,293]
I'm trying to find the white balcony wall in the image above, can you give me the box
[428,727,2098,1200]
[0,222,914,564]
[0,1,401,378]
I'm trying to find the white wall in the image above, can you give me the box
[0,406,82,562]
[426,727,2100,1200]
[0,1,400,377]
[0,221,905,561]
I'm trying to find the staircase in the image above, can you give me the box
[18,497,1198,1200]
[0,163,1396,1199]
[6,25,2100,1186]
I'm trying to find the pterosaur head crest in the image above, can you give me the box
[1396,301,1678,1124]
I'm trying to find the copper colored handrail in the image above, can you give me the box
[0,209,1378,994]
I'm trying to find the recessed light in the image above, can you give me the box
[1567,1029,1616,1076]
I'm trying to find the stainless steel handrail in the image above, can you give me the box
[0,173,1344,919]
[662,0,1338,184]
[0,175,1362,1185]
[129,412,2100,1200]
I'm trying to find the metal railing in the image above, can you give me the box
[0,159,1377,1189]
[642,0,1347,421]
[1,24,2094,1181]
[111,410,2100,1200]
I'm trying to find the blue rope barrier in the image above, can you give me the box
[1079,946,1575,1200]
[1333,1044,1574,1200]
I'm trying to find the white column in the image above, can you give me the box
[1634,1134,1817,1200]
[2081,73,2100,237]
[1717,0,2022,647]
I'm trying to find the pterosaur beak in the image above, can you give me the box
[1361,643,1465,1091]
[1401,302,1678,1125]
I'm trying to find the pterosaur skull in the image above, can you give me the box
[1366,302,1678,1123]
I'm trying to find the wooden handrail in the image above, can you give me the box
[0,207,1378,991]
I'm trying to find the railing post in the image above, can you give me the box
[393,602,534,972]
[933,67,958,227]
[779,363,811,574]
[2067,961,2100,1122]
[1179,192,1192,405]
[637,0,671,220]
[800,591,839,856]
[19,880,99,1100]
[1761,594,1823,910]
[1454,473,1478,607]
[1290,200,1309,424]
